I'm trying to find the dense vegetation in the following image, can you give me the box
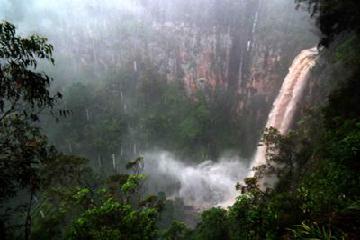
[1,0,360,239]
[185,1,360,239]
[44,69,243,166]
[0,22,165,239]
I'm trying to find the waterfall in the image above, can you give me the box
[249,48,319,178]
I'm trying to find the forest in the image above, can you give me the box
[0,0,360,239]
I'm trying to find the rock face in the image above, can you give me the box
[20,0,317,156]
[131,1,318,148]
[45,0,315,97]
[141,0,289,97]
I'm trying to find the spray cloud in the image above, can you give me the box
[143,151,248,209]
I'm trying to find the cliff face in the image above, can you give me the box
[144,0,271,96]
[141,0,317,104]
[37,0,317,156]
[48,0,315,94]
[134,0,317,136]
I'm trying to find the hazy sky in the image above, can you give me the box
[0,0,143,34]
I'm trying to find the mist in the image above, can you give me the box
[0,0,143,31]
[143,151,248,208]
[3,0,359,238]
[1,0,317,211]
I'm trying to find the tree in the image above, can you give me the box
[193,207,229,240]
[0,21,61,239]
[295,0,360,47]
[0,21,60,121]
[161,221,190,240]
[32,162,162,240]
[0,20,61,198]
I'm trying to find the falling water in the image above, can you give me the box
[249,48,319,177]
[142,49,319,208]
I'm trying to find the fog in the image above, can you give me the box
[0,0,318,209]
[0,0,142,31]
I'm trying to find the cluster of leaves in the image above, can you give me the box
[161,221,191,240]
[0,21,61,121]
[0,20,57,199]
[0,21,65,239]
[0,116,50,202]
[0,21,171,240]
[32,173,162,240]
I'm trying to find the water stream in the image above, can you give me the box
[249,47,319,177]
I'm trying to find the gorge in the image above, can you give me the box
[3,0,358,239]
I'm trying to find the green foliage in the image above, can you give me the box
[193,208,229,240]
[32,167,161,240]
[0,21,59,200]
[191,18,360,237]
[295,0,360,47]
[4,0,360,239]
[47,81,127,158]
[0,34,173,237]
[46,64,245,164]
[67,196,158,240]
[335,35,360,66]
[40,154,94,188]
[0,21,60,120]
[288,222,345,240]
[0,21,63,239]
[161,221,191,240]
[121,174,146,194]
[0,116,50,201]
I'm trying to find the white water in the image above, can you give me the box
[249,48,319,177]
[142,49,319,208]
[143,151,248,209]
